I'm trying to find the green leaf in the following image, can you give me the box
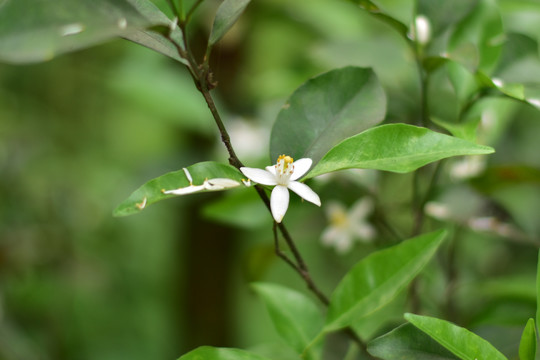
[519,318,536,360]
[123,0,188,65]
[270,66,386,165]
[252,283,323,358]
[113,161,244,217]
[489,184,540,235]
[346,0,410,40]
[404,313,508,360]
[306,124,494,179]
[537,250,540,331]
[208,0,251,47]
[423,56,450,73]
[367,323,459,360]
[0,0,150,63]
[418,0,478,37]
[351,291,408,341]
[475,71,526,103]
[431,117,481,143]
[447,60,478,104]
[448,0,504,74]
[496,33,539,74]
[324,230,447,332]
[177,346,272,360]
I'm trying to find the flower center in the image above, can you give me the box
[275,154,294,185]
[330,209,349,229]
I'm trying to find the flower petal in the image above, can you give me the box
[352,221,376,242]
[270,185,290,223]
[240,167,278,185]
[335,232,355,254]
[321,226,342,246]
[290,158,312,181]
[182,167,193,184]
[163,184,205,195]
[349,197,374,220]
[287,181,321,206]
[206,178,241,189]
[325,201,347,218]
[265,165,277,176]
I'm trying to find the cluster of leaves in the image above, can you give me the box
[2,0,540,359]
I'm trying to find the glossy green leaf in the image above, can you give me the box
[448,0,504,74]
[123,0,188,65]
[177,346,272,360]
[208,0,251,47]
[324,230,447,332]
[367,323,459,360]
[113,161,244,217]
[252,283,323,358]
[0,0,150,63]
[306,124,494,179]
[404,313,508,360]
[270,66,386,165]
[519,318,536,360]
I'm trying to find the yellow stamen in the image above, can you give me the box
[330,209,348,228]
[277,154,294,165]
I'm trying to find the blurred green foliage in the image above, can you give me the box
[1,0,540,359]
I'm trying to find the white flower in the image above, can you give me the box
[321,198,376,254]
[424,201,452,220]
[409,15,431,45]
[240,155,321,223]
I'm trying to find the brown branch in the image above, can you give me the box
[171,26,332,309]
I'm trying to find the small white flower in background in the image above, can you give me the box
[450,155,486,180]
[321,197,376,254]
[410,15,431,45]
[468,216,518,238]
[227,119,269,160]
[240,155,321,223]
[162,168,242,196]
[424,201,452,220]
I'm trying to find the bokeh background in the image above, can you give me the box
[2,0,540,359]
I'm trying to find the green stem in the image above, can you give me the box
[412,160,444,235]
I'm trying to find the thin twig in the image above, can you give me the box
[199,90,244,169]
[272,222,300,271]
[170,12,332,309]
